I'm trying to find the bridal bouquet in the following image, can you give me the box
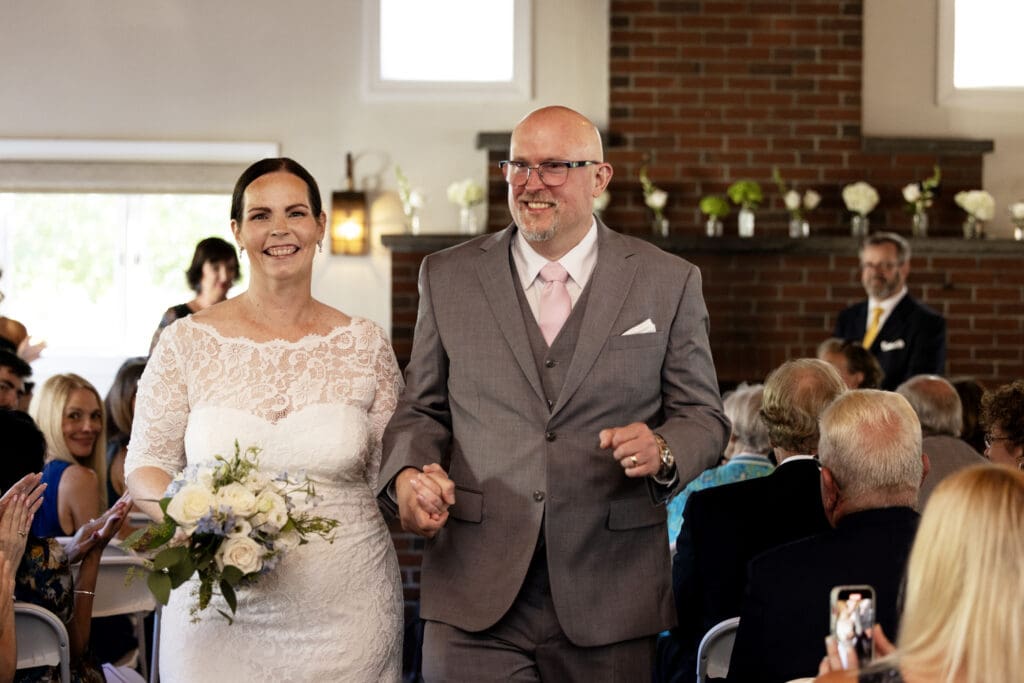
[125,442,339,622]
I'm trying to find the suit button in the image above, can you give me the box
[547,399,554,408]
[545,432,556,442]
[533,490,545,502]
[544,359,557,368]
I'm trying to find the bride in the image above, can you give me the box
[126,158,403,681]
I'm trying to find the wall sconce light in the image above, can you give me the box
[330,152,369,255]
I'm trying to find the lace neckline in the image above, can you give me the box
[183,315,358,347]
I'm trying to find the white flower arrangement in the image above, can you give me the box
[902,166,941,213]
[395,166,424,217]
[842,181,880,217]
[446,178,485,208]
[639,165,668,219]
[126,442,339,622]
[774,168,820,219]
[593,191,611,214]
[1011,201,1024,223]
[954,190,995,221]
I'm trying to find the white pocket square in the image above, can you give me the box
[880,339,905,352]
[622,319,656,335]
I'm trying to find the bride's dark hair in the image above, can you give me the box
[230,158,323,223]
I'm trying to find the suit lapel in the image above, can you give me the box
[877,296,913,342]
[552,223,638,415]
[474,228,547,404]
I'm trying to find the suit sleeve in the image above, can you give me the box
[657,264,730,495]
[907,310,946,377]
[376,255,453,513]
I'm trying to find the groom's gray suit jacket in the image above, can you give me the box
[379,220,728,647]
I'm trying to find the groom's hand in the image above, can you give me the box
[599,423,662,478]
[396,465,456,538]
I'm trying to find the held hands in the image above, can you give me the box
[395,464,455,539]
[599,423,663,478]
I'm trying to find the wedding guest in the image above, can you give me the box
[29,374,107,537]
[0,349,31,411]
[815,465,1024,683]
[127,158,403,681]
[952,377,986,454]
[833,233,945,390]
[817,337,884,389]
[103,357,147,501]
[149,237,240,353]
[980,379,1024,470]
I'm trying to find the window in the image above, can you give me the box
[937,0,1024,106]
[365,0,532,99]
[0,192,240,359]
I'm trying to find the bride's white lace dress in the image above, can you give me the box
[125,316,403,682]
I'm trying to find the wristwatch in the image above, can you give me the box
[653,433,675,480]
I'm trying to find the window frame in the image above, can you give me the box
[936,0,1024,110]
[363,0,533,102]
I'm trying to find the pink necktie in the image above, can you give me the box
[538,262,571,346]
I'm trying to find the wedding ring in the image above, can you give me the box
[630,455,639,468]
[17,531,26,537]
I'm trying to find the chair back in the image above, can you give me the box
[696,616,740,682]
[93,554,158,617]
[15,601,72,682]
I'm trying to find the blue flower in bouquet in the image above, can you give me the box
[124,441,340,623]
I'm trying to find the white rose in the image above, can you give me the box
[215,536,264,575]
[408,189,425,209]
[165,483,215,531]
[253,491,290,532]
[216,483,257,518]
[803,190,821,211]
[645,189,668,210]
[1011,201,1024,221]
[902,183,921,203]
[226,519,253,539]
[242,470,272,494]
[842,182,879,216]
[274,529,302,553]
[783,190,801,211]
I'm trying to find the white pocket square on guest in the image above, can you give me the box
[622,319,656,335]
[880,339,906,352]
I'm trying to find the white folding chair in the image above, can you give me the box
[696,616,740,682]
[15,601,72,682]
[93,554,160,682]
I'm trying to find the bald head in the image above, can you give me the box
[896,374,963,437]
[511,106,605,162]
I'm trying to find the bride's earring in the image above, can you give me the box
[317,240,323,254]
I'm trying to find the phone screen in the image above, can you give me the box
[830,586,876,667]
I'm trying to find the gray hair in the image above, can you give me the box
[896,375,963,437]
[726,384,771,455]
[860,231,911,263]
[819,390,923,504]
[761,359,847,454]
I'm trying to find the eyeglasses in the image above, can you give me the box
[498,160,600,187]
[860,261,901,272]
[984,432,1014,449]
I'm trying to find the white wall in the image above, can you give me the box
[864,0,1024,236]
[0,0,609,330]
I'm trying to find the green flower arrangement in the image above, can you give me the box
[699,196,731,219]
[727,180,763,210]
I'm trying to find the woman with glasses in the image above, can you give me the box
[980,379,1024,470]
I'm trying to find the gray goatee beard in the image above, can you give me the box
[520,226,556,243]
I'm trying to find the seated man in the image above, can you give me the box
[726,390,927,683]
[897,374,986,506]
[671,359,844,675]
[0,348,31,410]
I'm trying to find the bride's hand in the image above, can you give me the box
[396,465,455,538]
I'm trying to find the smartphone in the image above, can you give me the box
[829,585,876,668]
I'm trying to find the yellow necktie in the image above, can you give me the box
[862,306,883,348]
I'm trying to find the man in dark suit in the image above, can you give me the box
[726,390,928,683]
[896,374,986,507]
[671,359,845,675]
[379,106,729,680]
[834,232,945,390]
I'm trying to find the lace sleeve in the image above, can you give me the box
[125,322,190,478]
[365,322,403,492]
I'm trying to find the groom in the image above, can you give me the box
[379,105,728,680]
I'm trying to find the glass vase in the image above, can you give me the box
[850,214,869,237]
[406,210,422,235]
[1015,224,1024,241]
[738,208,755,238]
[705,217,723,237]
[962,215,984,240]
[911,209,928,238]
[652,215,669,238]
[459,206,479,235]
[788,216,809,238]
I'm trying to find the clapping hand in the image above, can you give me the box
[0,473,46,514]
[0,476,45,576]
[64,493,132,565]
